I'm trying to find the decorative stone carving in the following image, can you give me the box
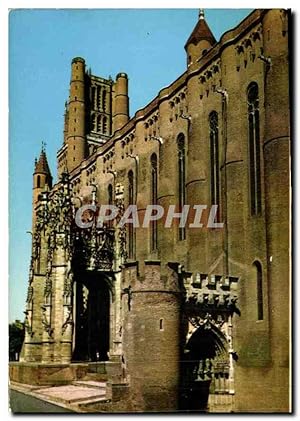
[182,269,239,395]
[198,60,221,98]
[41,305,53,337]
[24,310,34,337]
[115,184,127,263]
[122,285,132,311]
[61,305,73,335]
[73,224,115,271]
[184,271,239,314]
[64,263,73,303]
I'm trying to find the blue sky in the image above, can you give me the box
[9,8,253,322]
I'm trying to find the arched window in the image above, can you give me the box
[254,261,263,320]
[248,82,261,215]
[37,175,41,188]
[209,111,220,208]
[128,170,134,259]
[151,153,158,251]
[177,133,186,241]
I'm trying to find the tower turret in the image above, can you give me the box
[66,57,87,172]
[185,9,216,66]
[32,145,52,226]
[112,72,129,133]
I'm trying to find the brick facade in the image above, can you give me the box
[18,9,290,413]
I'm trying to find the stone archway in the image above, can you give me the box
[72,272,112,362]
[180,313,233,412]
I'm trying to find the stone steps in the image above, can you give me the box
[77,396,112,409]
[73,380,107,389]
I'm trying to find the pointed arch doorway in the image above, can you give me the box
[72,271,112,362]
[180,314,233,412]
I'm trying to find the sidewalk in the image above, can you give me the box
[9,380,111,413]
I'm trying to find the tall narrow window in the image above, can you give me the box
[92,114,97,132]
[108,183,113,227]
[91,86,96,109]
[103,116,107,134]
[102,90,107,111]
[209,111,220,208]
[97,87,102,110]
[97,115,101,132]
[151,153,158,251]
[37,175,41,188]
[254,261,263,320]
[128,170,134,259]
[248,82,261,215]
[177,134,186,241]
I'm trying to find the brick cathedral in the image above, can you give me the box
[11,9,290,412]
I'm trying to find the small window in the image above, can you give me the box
[108,184,113,205]
[37,175,41,188]
[254,261,263,320]
[159,319,164,331]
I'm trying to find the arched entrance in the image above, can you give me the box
[180,315,230,411]
[72,272,111,362]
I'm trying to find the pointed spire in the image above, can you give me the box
[185,9,216,50]
[34,143,51,176]
[199,9,205,20]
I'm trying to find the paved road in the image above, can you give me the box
[9,389,74,413]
